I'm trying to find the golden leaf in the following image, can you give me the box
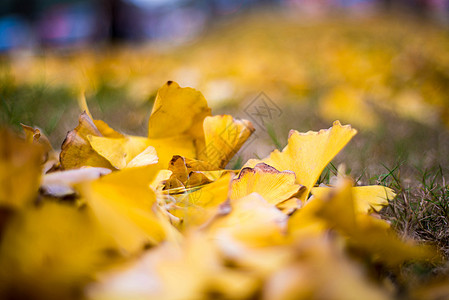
[148,81,211,141]
[80,165,168,253]
[231,163,304,206]
[245,121,357,200]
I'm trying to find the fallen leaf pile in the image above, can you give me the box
[0,82,441,300]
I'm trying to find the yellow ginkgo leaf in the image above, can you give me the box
[80,165,168,253]
[201,115,254,169]
[88,135,155,169]
[231,163,304,206]
[0,129,42,210]
[245,121,357,201]
[60,112,114,170]
[148,81,211,142]
[311,185,395,214]
[87,82,213,168]
[65,83,251,170]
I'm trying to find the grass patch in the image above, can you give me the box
[380,165,449,258]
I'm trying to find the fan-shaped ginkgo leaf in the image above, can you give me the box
[245,121,357,201]
[148,81,211,141]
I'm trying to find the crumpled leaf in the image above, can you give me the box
[60,93,127,170]
[0,129,42,209]
[21,124,59,173]
[245,121,357,200]
[201,115,254,169]
[231,163,304,206]
[80,165,168,253]
[164,155,229,190]
[60,112,115,170]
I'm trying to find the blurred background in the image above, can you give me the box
[1,0,449,180]
[1,0,448,48]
